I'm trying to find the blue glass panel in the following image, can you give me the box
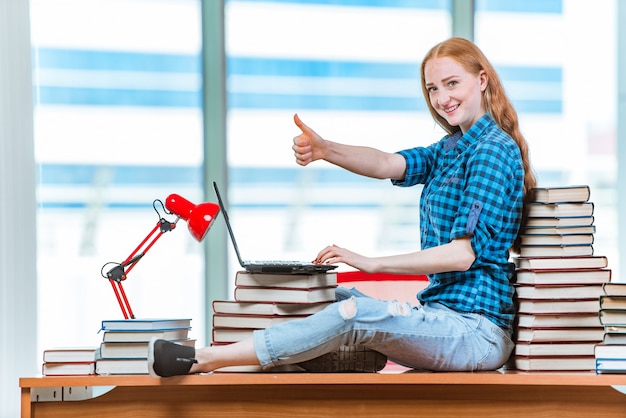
[477,0,562,14]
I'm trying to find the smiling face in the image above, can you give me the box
[424,56,488,133]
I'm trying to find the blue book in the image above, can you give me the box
[100,318,191,332]
[596,358,626,373]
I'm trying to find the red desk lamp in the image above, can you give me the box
[101,194,220,319]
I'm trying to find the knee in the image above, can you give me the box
[338,297,357,319]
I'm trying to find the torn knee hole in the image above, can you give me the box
[388,301,411,317]
[338,298,357,319]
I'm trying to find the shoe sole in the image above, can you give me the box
[298,345,387,373]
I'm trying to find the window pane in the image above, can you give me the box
[31,0,206,354]
[225,0,452,291]
[476,0,618,276]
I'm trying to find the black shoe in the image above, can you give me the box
[148,338,197,377]
[298,345,387,373]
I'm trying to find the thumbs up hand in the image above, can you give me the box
[292,113,327,166]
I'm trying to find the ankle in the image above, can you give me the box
[190,347,214,373]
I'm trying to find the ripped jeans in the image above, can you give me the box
[253,286,514,372]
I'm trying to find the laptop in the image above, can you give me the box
[213,182,338,275]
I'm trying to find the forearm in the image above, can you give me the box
[324,140,406,180]
[367,238,476,275]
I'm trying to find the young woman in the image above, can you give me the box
[148,37,536,377]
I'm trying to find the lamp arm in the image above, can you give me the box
[103,217,177,319]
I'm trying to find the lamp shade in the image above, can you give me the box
[165,194,220,242]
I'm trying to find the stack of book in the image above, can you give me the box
[42,347,99,376]
[519,185,596,258]
[595,282,626,373]
[512,185,611,372]
[211,271,337,371]
[95,318,194,375]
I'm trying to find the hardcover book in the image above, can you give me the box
[234,271,338,289]
[602,282,626,296]
[101,328,191,343]
[95,359,149,375]
[212,314,304,329]
[516,327,604,342]
[530,185,591,204]
[514,284,604,300]
[43,347,99,363]
[212,300,331,316]
[42,362,96,376]
[599,309,626,326]
[518,244,594,258]
[603,333,626,344]
[514,342,596,357]
[517,299,601,314]
[99,339,195,359]
[212,328,255,343]
[100,318,192,331]
[516,313,602,328]
[514,269,611,286]
[594,343,626,359]
[526,202,594,218]
[604,325,626,333]
[596,358,626,373]
[519,234,594,246]
[599,296,626,310]
[515,356,595,371]
[513,256,608,270]
[234,286,337,304]
[522,225,596,235]
[525,216,594,228]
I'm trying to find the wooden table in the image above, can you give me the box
[20,371,626,417]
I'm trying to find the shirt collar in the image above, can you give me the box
[447,113,494,154]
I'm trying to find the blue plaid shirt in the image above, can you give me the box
[392,114,523,332]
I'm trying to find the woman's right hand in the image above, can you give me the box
[292,113,327,166]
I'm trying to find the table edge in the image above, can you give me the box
[19,371,626,389]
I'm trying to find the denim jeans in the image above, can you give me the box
[253,285,514,371]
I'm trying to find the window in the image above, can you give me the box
[30,0,620,358]
[476,0,618,275]
[224,0,452,293]
[31,0,206,353]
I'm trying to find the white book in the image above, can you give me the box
[515,356,595,371]
[234,271,337,289]
[212,315,303,329]
[234,286,336,303]
[515,342,596,357]
[515,269,611,285]
[516,327,604,342]
[515,284,604,300]
[43,347,98,363]
[212,300,331,316]
[102,328,191,342]
[95,359,149,375]
[512,256,608,270]
[519,245,594,258]
[517,313,602,328]
[99,339,195,359]
[100,318,191,331]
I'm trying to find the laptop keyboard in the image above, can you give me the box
[248,260,309,265]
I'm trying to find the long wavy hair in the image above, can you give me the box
[420,37,536,253]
